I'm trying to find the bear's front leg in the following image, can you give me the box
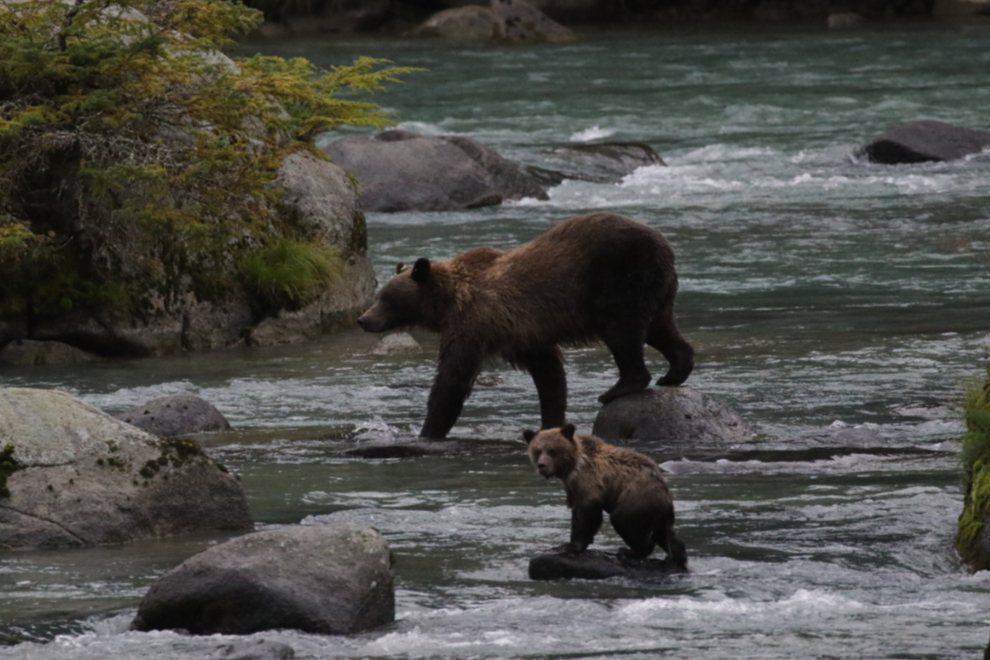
[512,347,567,429]
[420,342,483,439]
[567,505,603,554]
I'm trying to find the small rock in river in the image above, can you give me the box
[371,332,422,355]
[116,394,230,437]
[529,548,686,581]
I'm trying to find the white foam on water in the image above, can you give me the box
[569,125,616,142]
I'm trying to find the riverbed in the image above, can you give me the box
[2,22,989,659]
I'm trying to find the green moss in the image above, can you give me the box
[957,361,990,569]
[240,238,342,311]
[0,445,19,499]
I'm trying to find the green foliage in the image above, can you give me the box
[0,0,414,325]
[957,361,990,569]
[240,238,342,309]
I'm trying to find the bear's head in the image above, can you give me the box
[524,423,579,480]
[357,258,433,333]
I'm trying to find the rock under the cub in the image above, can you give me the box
[116,394,231,437]
[529,548,685,581]
[131,524,395,635]
[592,387,754,445]
[0,388,251,551]
[857,120,990,164]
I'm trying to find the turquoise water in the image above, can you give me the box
[1,24,989,659]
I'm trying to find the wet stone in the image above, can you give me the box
[529,549,686,581]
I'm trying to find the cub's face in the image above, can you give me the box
[357,259,431,333]
[524,425,579,480]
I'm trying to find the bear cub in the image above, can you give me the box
[357,212,694,440]
[525,424,687,566]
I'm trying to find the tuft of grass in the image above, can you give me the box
[957,361,990,570]
[240,238,341,310]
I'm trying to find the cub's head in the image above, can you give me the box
[524,423,579,480]
[356,258,432,333]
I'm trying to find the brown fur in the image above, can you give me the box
[525,424,687,564]
[358,212,694,439]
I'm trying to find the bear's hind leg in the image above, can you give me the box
[645,307,694,387]
[513,347,567,429]
[597,324,651,404]
[610,508,656,559]
[654,524,688,567]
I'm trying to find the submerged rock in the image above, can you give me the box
[116,394,231,437]
[524,141,665,186]
[370,332,422,355]
[857,120,990,164]
[211,639,295,660]
[529,548,685,581]
[132,524,395,635]
[592,387,754,445]
[0,388,251,551]
[323,130,547,213]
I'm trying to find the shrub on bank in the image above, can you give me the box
[957,361,990,570]
[0,0,412,343]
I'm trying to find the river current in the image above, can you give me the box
[2,23,990,659]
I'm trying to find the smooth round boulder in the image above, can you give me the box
[592,387,754,445]
[0,388,251,551]
[131,524,395,635]
[322,130,547,213]
[370,332,422,356]
[116,394,231,437]
[856,120,990,164]
[411,6,498,40]
[0,339,99,366]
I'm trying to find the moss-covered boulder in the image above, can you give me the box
[0,388,252,551]
[957,363,990,571]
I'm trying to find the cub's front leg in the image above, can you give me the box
[565,504,604,554]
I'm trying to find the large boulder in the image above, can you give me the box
[491,0,576,44]
[856,120,990,164]
[0,339,99,366]
[323,130,547,212]
[115,394,231,437]
[0,388,251,551]
[592,387,754,446]
[131,524,395,635]
[523,142,665,186]
[411,6,499,39]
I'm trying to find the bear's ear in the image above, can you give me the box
[523,429,537,444]
[560,423,576,442]
[411,258,431,284]
[395,262,408,275]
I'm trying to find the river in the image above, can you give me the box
[2,22,990,659]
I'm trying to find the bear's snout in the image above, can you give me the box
[356,313,380,333]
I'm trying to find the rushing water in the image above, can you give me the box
[2,23,990,659]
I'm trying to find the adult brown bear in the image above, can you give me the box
[525,424,687,565]
[357,212,693,439]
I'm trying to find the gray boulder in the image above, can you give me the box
[0,339,99,366]
[529,548,684,581]
[116,394,231,437]
[211,639,295,660]
[592,387,754,445]
[411,6,499,39]
[524,142,665,186]
[323,130,547,212]
[131,524,395,635]
[857,120,990,164]
[0,388,251,551]
[491,0,576,44]
[371,332,422,355]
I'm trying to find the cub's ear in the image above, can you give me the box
[523,429,537,444]
[395,262,408,275]
[411,258,431,284]
[560,423,576,442]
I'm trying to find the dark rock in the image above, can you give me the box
[116,394,231,437]
[592,387,754,445]
[827,12,864,27]
[0,388,251,551]
[491,0,576,44]
[322,130,547,213]
[0,339,99,366]
[857,120,990,164]
[211,639,295,660]
[529,548,685,581]
[132,524,395,635]
[524,142,665,186]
